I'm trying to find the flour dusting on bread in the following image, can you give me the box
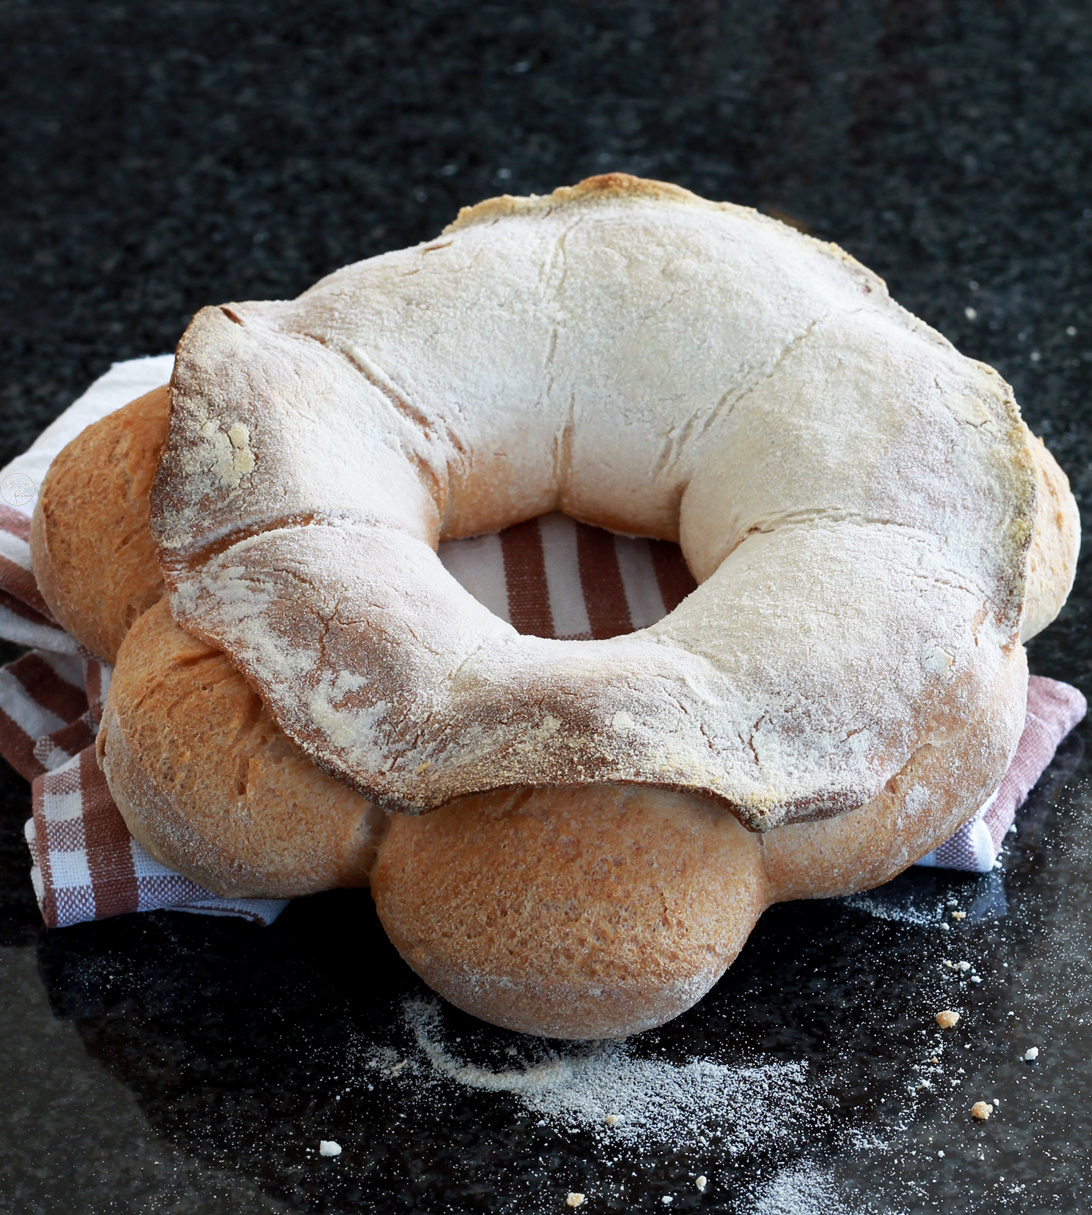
[151,174,1040,831]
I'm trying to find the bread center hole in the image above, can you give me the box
[437,511,696,641]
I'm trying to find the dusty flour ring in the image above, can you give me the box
[398,999,819,1153]
[151,173,1039,831]
[410,1000,579,1095]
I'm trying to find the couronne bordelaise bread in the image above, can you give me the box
[30,175,1079,1038]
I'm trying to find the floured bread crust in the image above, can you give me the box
[151,174,1038,831]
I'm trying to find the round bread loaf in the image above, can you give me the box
[29,174,1081,1037]
[372,785,770,1039]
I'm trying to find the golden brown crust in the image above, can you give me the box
[98,597,386,898]
[444,173,702,233]
[1020,425,1081,641]
[371,785,769,1038]
[30,386,169,663]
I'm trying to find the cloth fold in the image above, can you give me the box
[0,358,1086,930]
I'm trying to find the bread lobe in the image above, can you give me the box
[98,597,386,898]
[30,385,169,663]
[371,785,770,1039]
[1019,425,1080,641]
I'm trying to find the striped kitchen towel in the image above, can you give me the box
[0,642,288,927]
[0,359,1085,929]
[0,357,288,927]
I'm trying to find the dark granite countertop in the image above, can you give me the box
[2,2,1091,1211]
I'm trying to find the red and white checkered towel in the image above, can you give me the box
[0,359,1086,929]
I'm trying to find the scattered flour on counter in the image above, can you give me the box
[841,892,943,928]
[363,999,821,1153]
[750,1163,882,1215]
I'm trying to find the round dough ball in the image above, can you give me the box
[371,784,769,1038]
[30,385,169,663]
[98,597,387,898]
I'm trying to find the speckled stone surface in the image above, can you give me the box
[2,2,1091,1212]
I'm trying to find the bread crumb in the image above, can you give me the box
[936,1010,961,1029]
[566,1194,585,1208]
[696,1176,708,1192]
[951,910,966,920]
[318,1140,341,1157]
[605,1114,623,1125]
[972,1101,993,1120]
